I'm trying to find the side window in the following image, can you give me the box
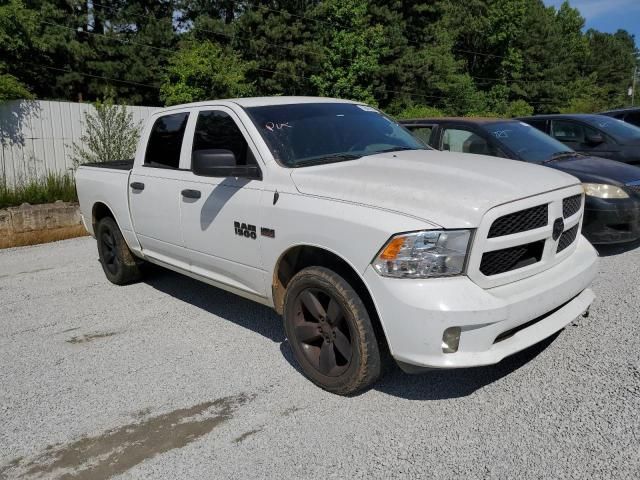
[524,119,546,133]
[192,110,256,166]
[408,126,433,146]
[625,112,640,128]
[441,128,492,155]
[145,113,189,169]
[551,120,600,143]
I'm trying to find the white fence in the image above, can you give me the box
[0,100,157,186]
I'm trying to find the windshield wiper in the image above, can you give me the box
[362,146,421,156]
[294,153,362,168]
[543,151,580,163]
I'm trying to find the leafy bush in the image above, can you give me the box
[0,173,77,209]
[396,105,445,119]
[71,98,142,166]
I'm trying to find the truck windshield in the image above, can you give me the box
[484,121,576,163]
[245,103,426,167]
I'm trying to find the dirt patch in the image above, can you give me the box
[0,225,89,250]
[233,428,263,444]
[281,406,301,417]
[1,394,251,479]
[66,332,118,344]
[60,327,80,334]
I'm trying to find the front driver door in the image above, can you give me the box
[178,107,267,298]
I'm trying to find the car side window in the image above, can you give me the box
[525,119,547,133]
[145,113,189,169]
[550,120,599,143]
[192,110,256,166]
[625,112,640,128]
[407,126,433,146]
[441,128,493,155]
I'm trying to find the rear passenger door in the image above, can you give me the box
[178,107,267,298]
[129,111,193,266]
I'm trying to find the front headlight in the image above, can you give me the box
[583,183,629,199]
[372,230,471,278]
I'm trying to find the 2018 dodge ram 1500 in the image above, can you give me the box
[76,97,598,395]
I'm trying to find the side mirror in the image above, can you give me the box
[585,133,604,145]
[192,149,261,179]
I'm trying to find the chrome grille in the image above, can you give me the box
[557,224,579,253]
[562,194,582,218]
[488,204,548,238]
[480,240,545,276]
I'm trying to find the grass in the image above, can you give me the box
[0,173,78,210]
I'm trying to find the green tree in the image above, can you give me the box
[71,97,142,165]
[0,72,33,101]
[309,0,387,105]
[160,40,254,105]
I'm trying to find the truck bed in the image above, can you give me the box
[81,159,134,171]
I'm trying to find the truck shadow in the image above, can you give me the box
[143,265,285,343]
[595,239,640,257]
[143,265,559,401]
[278,331,559,400]
[371,333,560,400]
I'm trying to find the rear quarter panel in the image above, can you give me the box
[75,166,141,252]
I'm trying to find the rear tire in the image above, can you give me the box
[96,217,142,285]
[283,266,382,395]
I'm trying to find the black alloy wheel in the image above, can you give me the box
[283,266,382,395]
[96,216,142,285]
[292,288,353,376]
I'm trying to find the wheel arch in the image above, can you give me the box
[272,244,389,351]
[92,201,116,232]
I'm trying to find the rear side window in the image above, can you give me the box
[550,120,598,143]
[525,119,547,133]
[441,128,493,155]
[192,110,255,166]
[407,126,434,146]
[145,113,189,169]
[624,112,640,128]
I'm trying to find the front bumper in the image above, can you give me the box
[582,196,640,244]
[364,235,598,370]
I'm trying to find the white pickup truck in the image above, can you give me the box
[76,97,598,394]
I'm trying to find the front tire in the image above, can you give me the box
[96,217,142,285]
[283,266,382,395]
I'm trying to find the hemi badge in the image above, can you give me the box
[261,227,275,238]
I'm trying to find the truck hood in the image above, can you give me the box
[290,150,579,228]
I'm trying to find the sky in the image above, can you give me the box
[544,0,640,41]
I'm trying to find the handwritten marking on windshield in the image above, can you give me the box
[492,130,511,138]
[265,122,292,132]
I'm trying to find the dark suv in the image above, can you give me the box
[401,117,640,244]
[518,114,640,165]
[600,107,640,128]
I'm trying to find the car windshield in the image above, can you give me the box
[585,116,640,141]
[245,103,426,167]
[483,121,576,162]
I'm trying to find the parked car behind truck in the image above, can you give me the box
[519,114,640,165]
[401,117,640,244]
[76,97,598,394]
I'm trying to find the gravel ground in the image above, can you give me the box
[1,236,639,479]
